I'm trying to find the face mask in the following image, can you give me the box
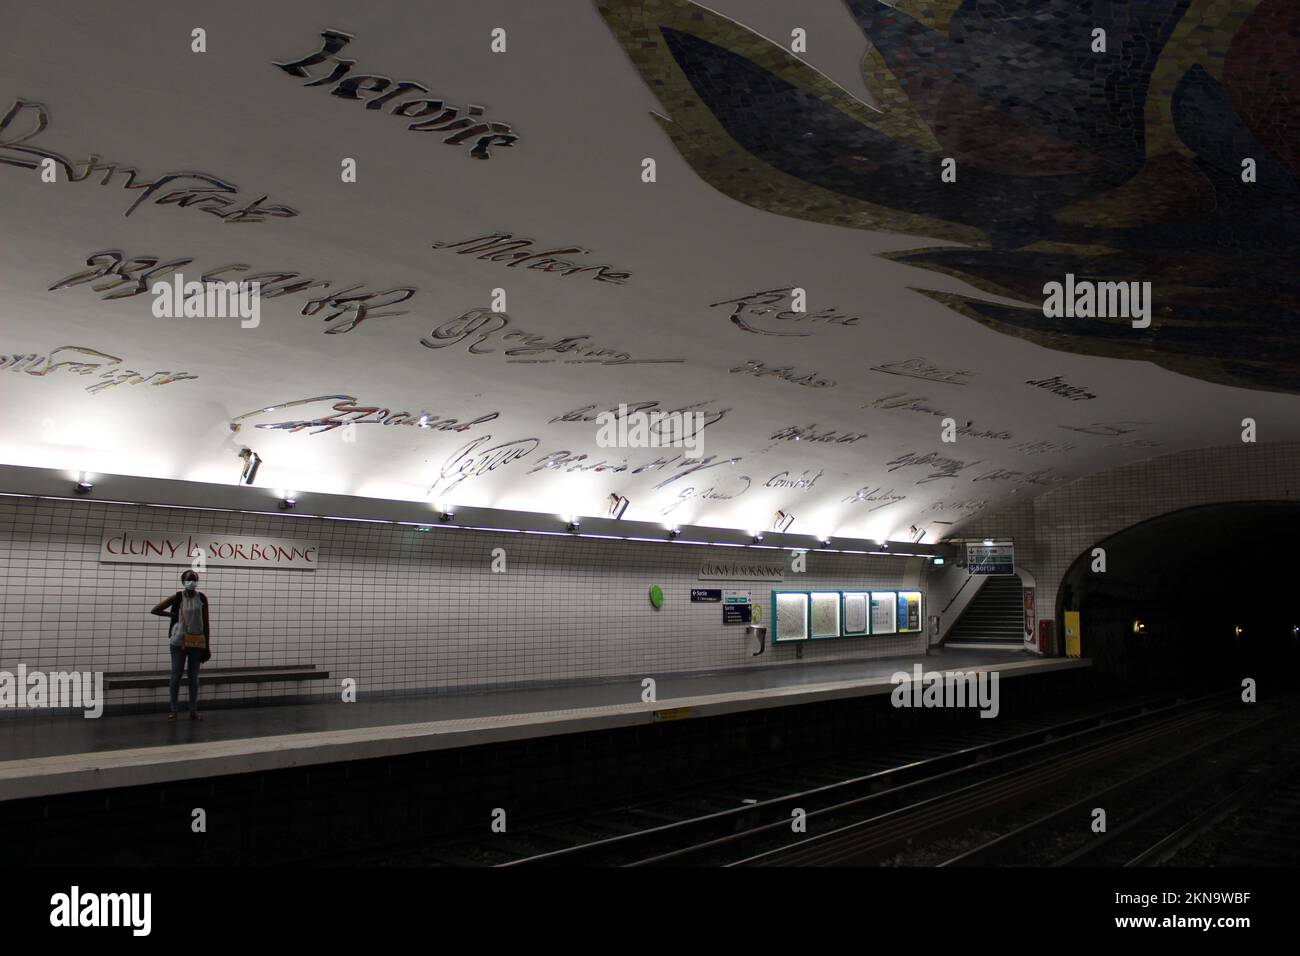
[183,581,197,591]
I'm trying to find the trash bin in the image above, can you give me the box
[746,624,767,656]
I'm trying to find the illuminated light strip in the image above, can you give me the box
[0,493,942,558]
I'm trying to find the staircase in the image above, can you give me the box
[945,575,1025,646]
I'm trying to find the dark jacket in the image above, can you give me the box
[151,591,211,649]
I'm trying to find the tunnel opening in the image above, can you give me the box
[1056,502,1300,696]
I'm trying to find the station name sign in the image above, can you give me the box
[699,561,785,582]
[100,529,320,571]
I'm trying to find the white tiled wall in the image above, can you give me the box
[950,442,1300,624]
[0,497,926,709]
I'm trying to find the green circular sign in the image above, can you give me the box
[649,585,664,609]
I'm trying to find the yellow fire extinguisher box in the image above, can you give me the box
[1064,611,1081,658]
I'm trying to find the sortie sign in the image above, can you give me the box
[100,529,319,570]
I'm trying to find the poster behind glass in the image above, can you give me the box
[897,591,923,632]
[810,591,841,639]
[842,591,869,636]
[870,591,897,634]
[774,591,809,642]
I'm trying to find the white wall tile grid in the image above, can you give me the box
[0,497,925,709]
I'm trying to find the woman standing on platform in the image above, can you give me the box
[150,570,212,721]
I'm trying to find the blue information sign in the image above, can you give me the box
[967,542,1015,575]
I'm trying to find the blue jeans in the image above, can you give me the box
[169,646,204,713]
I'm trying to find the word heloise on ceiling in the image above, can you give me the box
[274,29,518,160]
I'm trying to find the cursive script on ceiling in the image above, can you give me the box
[1025,375,1097,401]
[0,100,297,223]
[863,393,947,417]
[970,467,1062,486]
[765,469,823,490]
[841,486,907,510]
[1012,438,1077,455]
[1058,421,1149,436]
[884,451,981,484]
[924,499,989,514]
[51,250,415,334]
[871,358,974,386]
[274,30,517,160]
[420,309,681,365]
[1,345,197,394]
[430,435,541,498]
[432,234,631,284]
[661,474,752,515]
[711,288,862,336]
[551,400,729,432]
[770,424,866,444]
[730,360,834,388]
[230,396,499,436]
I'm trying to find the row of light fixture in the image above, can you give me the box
[65,467,945,560]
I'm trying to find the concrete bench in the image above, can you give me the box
[104,664,330,690]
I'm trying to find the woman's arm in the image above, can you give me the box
[150,593,178,617]
[202,594,212,660]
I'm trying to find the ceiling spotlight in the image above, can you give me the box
[771,510,794,533]
[667,527,680,538]
[238,448,262,486]
[820,537,832,547]
[608,494,630,520]
[440,509,455,522]
[279,496,297,510]
[752,531,765,543]
[566,517,581,532]
[74,473,93,495]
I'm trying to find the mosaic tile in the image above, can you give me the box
[595,0,1300,394]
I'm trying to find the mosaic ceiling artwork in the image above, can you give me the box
[595,0,1300,395]
[1,0,1297,542]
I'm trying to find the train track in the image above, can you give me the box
[289,690,1296,867]
[1140,753,1300,867]
[728,695,1259,867]
[384,692,1232,867]
[286,692,1168,865]
[938,700,1300,867]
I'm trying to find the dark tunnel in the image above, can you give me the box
[1057,502,1300,695]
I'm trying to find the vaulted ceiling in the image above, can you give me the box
[2,0,1297,542]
